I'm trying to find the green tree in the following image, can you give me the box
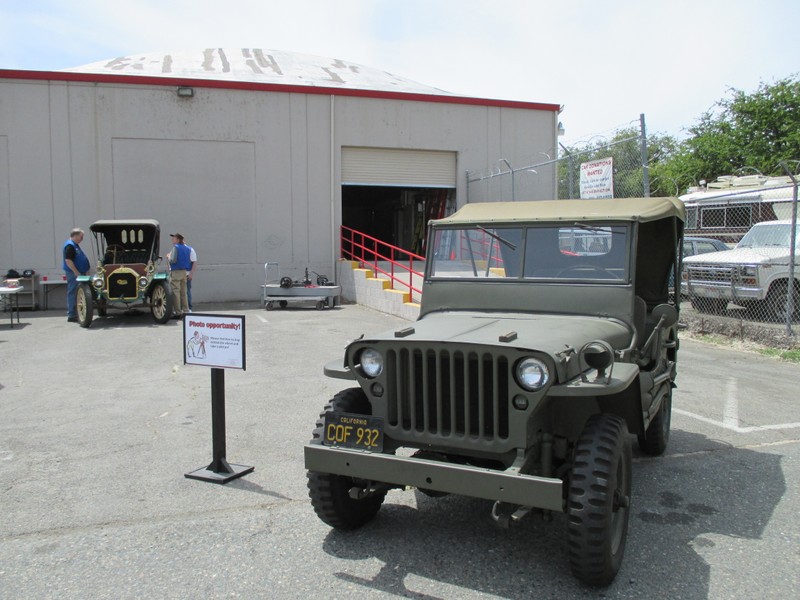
[657,75,800,187]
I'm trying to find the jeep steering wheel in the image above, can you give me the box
[556,264,619,280]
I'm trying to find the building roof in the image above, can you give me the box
[62,48,453,96]
[0,48,560,112]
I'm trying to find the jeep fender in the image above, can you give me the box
[324,358,356,380]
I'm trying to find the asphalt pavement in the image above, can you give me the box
[1,303,798,599]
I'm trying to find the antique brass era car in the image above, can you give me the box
[76,219,172,327]
[305,197,685,585]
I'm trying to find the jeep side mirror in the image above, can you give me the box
[651,304,678,329]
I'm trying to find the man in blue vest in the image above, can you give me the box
[63,227,91,323]
[167,233,192,318]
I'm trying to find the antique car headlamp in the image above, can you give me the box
[515,357,549,391]
[359,348,384,378]
[91,275,104,289]
[138,276,149,289]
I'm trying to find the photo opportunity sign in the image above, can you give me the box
[183,314,246,370]
[183,313,252,483]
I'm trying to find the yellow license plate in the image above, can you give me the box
[323,412,384,452]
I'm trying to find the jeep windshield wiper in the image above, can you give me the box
[572,222,624,235]
[476,226,517,250]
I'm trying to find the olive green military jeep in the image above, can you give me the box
[304,197,685,586]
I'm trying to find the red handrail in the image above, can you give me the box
[460,230,505,267]
[340,226,424,303]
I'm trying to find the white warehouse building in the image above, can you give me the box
[0,48,561,305]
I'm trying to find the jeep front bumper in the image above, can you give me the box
[304,444,564,512]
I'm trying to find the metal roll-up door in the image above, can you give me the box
[342,147,456,188]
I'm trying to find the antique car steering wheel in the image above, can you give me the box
[105,244,125,263]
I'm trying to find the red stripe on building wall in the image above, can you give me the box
[0,69,561,112]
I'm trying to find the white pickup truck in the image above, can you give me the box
[683,219,800,320]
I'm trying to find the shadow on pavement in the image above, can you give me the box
[320,429,785,598]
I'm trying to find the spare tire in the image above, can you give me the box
[279,276,293,288]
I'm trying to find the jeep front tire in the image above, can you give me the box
[307,388,387,530]
[567,414,632,586]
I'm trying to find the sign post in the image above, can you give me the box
[183,313,254,484]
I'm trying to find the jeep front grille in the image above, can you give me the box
[384,347,510,440]
[107,272,138,299]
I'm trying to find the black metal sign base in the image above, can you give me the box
[185,367,253,484]
[185,459,254,484]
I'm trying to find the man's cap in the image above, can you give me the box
[170,233,184,240]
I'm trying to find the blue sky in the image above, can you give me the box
[1,0,798,145]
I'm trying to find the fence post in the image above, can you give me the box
[640,113,650,198]
[780,162,798,337]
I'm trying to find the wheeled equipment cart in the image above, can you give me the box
[261,263,341,310]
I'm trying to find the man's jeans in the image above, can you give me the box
[66,271,78,318]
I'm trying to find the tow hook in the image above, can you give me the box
[348,482,392,500]
[491,501,533,528]
[348,486,370,500]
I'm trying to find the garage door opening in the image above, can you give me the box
[341,147,457,255]
[342,186,453,255]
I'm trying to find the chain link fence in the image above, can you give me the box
[466,124,800,339]
[466,121,649,204]
[681,174,799,335]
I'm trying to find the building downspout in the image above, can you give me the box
[330,95,336,280]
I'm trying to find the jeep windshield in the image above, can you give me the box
[429,223,630,282]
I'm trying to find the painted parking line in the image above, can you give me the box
[675,375,800,432]
[674,408,800,433]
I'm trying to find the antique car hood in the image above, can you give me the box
[683,247,791,265]
[364,310,633,355]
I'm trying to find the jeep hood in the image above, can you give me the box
[683,247,791,265]
[363,311,633,355]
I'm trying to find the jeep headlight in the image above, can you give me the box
[515,357,550,391]
[92,275,104,289]
[359,348,384,378]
